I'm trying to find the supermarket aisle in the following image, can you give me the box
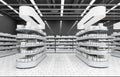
[0,53,120,76]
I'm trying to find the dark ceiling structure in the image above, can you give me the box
[0,0,120,35]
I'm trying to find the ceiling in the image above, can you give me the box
[0,0,120,35]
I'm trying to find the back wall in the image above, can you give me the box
[0,13,17,34]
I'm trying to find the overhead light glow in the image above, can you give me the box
[81,0,96,16]
[61,0,65,16]
[59,20,62,34]
[44,20,54,34]
[0,13,3,16]
[0,0,19,14]
[30,0,43,16]
[67,20,78,34]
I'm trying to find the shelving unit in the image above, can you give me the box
[16,28,47,68]
[76,29,111,68]
[46,36,55,52]
[111,30,120,57]
[0,33,18,57]
[55,35,76,53]
[46,35,76,53]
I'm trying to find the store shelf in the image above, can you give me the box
[76,28,110,68]
[98,40,112,42]
[113,47,120,50]
[20,43,45,48]
[76,51,108,68]
[46,43,55,45]
[114,43,120,45]
[0,38,17,42]
[76,36,112,41]
[0,32,17,58]
[47,35,76,53]
[76,29,108,37]
[112,33,120,36]
[16,28,46,36]
[56,43,73,45]
[0,46,17,50]
[56,37,76,39]
[16,27,47,68]
[76,47,108,55]
[47,40,55,42]
[0,43,16,46]
[21,46,46,55]
[0,33,16,38]
[17,36,46,41]
[111,51,120,58]
[16,52,47,69]
[0,49,18,57]
[77,43,108,48]
[56,40,75,42]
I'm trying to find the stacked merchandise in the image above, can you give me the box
[110,22,120,57]
[76,25,111,68]
[112,32,120,57]
[46,36,55,52]
[55,35,76,52]
[0,33,17,57]
[16,25,47,68]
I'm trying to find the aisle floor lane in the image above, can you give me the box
[0,52,120,76]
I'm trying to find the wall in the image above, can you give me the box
[45,20,78,35]
[0,13,17,34]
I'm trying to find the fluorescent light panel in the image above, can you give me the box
[106,2,120,13]
[81,0,96,16]
[0,0,19,14]
[61,0,65,16]
[30,0,43,16]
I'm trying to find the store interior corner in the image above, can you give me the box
[0,0,120,76]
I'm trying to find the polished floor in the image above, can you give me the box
[0,52,120,76]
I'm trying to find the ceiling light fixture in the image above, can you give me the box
[0,0,19,14]
[106,2,120,13]
[30,0,43,16]
[81,0,96,17]
[60,0,65,16]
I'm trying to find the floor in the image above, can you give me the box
[0,52,120,76]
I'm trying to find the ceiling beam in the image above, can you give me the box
[0,0,19,14]
[108,0,114,4]
[46,0,52,8]
[7,11,120,14]
[0,10,17,21]
[78,0,84,9]
[106,2,120,13]
[0,4,117,6]
[72,0,79,8]
[16,0,28,4]
[39,16,120,20]
[16,16,120,21]
[52,0,55,8]
[2,8,120,11]
[30,0,43,16]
